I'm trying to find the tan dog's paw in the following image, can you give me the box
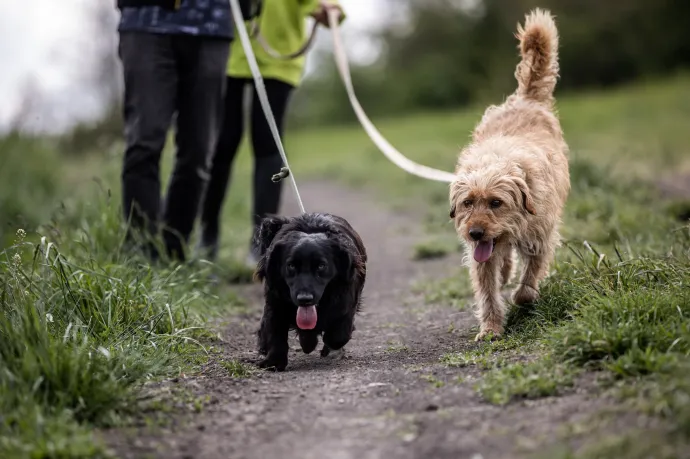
[474,325,504,342]
[512,286,539,305]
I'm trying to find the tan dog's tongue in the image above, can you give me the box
[296,305,317,330]
[474,241,494,263]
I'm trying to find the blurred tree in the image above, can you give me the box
[290,0,690,127]
[58,1,123,155]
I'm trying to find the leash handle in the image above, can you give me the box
[229,0,306,214]
[327,9,457,184]
[252,20,320,60]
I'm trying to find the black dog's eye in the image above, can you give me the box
[316,263,327,272]
[286,263,296,273]
[490,200,502,209]
[463,200,473,208]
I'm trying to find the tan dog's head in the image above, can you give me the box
[450,162,535,263]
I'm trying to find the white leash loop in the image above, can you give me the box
[228,0,307,214]
[326,9,456,183]
[251,20,320,60]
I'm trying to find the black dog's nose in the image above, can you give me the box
[296,292,314,305]
[469,227,484,241]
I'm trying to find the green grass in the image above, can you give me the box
[0,225,241,456]
[221,359,258,378]
[411,238,456,260]
[2,74,690,456]
[440,348,504,370]
[421,374,445,388]
[477,360,576,405]
[537,430,684,459]
[414,270,473,309]
[0,147,244,456]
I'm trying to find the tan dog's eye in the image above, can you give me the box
[490,200,502,209]
[463,200,473,208]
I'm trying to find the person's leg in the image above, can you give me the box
[249,79,295,256]
[119,31,178,259]
[198,76,247,260]
[162,36,229,261]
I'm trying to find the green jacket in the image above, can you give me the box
[228,0,343,87]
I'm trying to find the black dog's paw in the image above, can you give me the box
[258,356,287,372]
[320,344,331,358]
[320,345,346,360]
[239,355,262,365]
[299,332,319,355]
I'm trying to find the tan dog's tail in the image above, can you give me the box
[514,9,559,105]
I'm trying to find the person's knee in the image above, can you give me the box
[122,115,170,176]
[122,146,161,180]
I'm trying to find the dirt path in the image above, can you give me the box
[107,182,610,459]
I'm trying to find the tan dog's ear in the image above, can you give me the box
[449,179,466,219]
[513,176,536,215]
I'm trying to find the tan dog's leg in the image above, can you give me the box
[470,255,506,340]
[512,248,552,305]
[500,249,515,287]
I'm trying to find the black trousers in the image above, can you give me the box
[199,77,294,259]
[118,31,229,260]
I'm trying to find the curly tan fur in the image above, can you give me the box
[449,9,570,341]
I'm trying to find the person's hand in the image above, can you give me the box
[311,1,344,28]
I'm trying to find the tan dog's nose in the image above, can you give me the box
[469,227,484,241]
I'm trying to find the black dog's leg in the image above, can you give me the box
[257,313,270,356]
[321,316,354,357]
[257,306,289,371]
[298,331,319,354]
[320,345,331,358]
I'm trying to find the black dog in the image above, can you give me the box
[253,213,367,371]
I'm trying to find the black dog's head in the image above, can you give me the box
[279,232,339,307]
[254,214,363,330]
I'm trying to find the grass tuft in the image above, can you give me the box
[412,239,455,260]
[221,359,257,378]
[477,361,576,405]
[0,197,240,456]
[415,270,473,309]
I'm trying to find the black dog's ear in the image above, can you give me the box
[254,240,284,283]
[253,216,289,283]
[331,235,356,280]
[254,216,290,257]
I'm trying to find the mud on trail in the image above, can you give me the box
[106,182,616,459]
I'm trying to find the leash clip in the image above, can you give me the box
[271,167,291,183]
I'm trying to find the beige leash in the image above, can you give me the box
[251,20,320,60]
[325,9,456,183]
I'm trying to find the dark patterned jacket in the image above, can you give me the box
[116,0,261,18]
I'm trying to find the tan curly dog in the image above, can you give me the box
[449,9,570,341]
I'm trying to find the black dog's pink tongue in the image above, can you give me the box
[474,241,494,263]
[296,305,317,330]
